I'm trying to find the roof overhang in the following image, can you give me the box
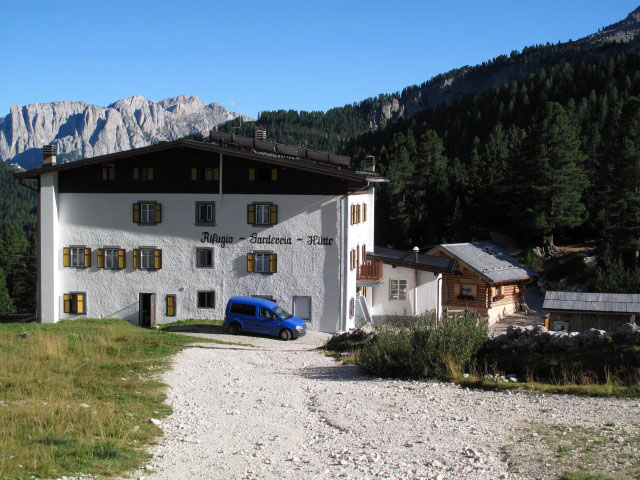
[367,253,456,274]
[14,139,388,184]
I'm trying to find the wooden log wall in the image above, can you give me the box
[550,311,636,333]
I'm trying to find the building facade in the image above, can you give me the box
[17,136,386,332]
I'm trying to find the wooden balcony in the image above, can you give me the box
[357,260,384,284]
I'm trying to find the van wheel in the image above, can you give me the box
[229,323,242,335]
[279,329,292,341]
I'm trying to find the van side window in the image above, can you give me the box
[260,307,276,320]
[230,303,256,316]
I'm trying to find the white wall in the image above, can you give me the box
[55,192,345,332]
[39,172,60,324]
[371,264,440,318]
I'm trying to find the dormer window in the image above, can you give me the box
[102,165,115,180]
[191,167,219,181]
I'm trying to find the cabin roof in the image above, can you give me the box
[14,138,387,184]
[368,246,457,274]
[543,291,640,314]
[428,241,536,284]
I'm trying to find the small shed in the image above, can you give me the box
[543,291,640,332]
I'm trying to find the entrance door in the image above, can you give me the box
[139,293,156,328]
[292,296,311,322]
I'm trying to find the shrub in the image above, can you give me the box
[357,313,487,379]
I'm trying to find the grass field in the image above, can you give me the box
[0,318,223,479]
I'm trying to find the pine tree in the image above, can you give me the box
[0,268,16,315]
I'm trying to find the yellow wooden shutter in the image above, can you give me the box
[133,167,139,180]
[271,168,278,181]
[270,205,278,224]
[269,253,277,273]
[247,253,255,272]
[154,249,162,269]
[63,294,70,313]
[84,248,91,268]
[76,293,85,315]
[102,166,108,180]
[191,168,198,180]
[118,249,126,269]
[63,247,70,267]
[363,203,367,222]
[133,249,140,269]
[350,205,354,224]
[97,249,105,268]
[249,168,255,181]
[167,296,175,316]
[214,168,219,180]
[147,167,154,181]
[154,204,162,223]
[133,203,140,223]
[247,205,255,224]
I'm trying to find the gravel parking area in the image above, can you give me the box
[134,331,640,480]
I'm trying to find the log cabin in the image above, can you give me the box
[427,242,536,323]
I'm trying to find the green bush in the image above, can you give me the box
[357,314,487,379]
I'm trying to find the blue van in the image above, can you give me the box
[224,296,307,340]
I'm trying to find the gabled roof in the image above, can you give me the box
[543,291,640,314]
[428,241,536,284]
[368,246,456,274]
[14,138,387,184]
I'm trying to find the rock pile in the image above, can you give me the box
[327,324,377,345]
[488,323,640,352]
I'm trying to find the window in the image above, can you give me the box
[63,247,91,268]
[195,202,215,225]
[97,248,126,269]
[249,167,277,181]
[389,280,407,301]
[133,248,162,270]
[102,165,115,180]
[247,252,277,273]
[191,167,219,181]
[230,302,256,316]
[196,248,213,268]
[133,167,154,181]
[63,292,86,315]
[461,285,474,299]
[247,203,277,225]
[198,291,215,308]
[166,295,176,316]
[351,204,362,224]
[133,202,161,224]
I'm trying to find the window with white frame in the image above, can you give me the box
[70,247,86,267]
[141,248,155,269]
[389,279,407,301]
[104,248,119,269]
[197,248,213,268]
[255,252,270,273]
[255,204,271,225]
[140,203,155,224]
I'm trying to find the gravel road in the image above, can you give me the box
[136,331,640,480]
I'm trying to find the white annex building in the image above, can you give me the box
[17,133,454,332]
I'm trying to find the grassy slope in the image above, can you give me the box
[0,318,223,479]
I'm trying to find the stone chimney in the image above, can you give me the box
[365,155,376,172]
[255,129,267,141]
[413,246,419,262]
[43,145,57,166]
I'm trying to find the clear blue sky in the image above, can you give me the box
[1,0,638,118]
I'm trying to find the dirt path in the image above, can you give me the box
[132,333,640,480]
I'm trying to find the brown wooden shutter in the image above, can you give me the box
[269,253,277,273]
[271,168,278,181]
[154,249,162,269]
[133,203,140,223]
[214,168,219,181]
[154,204,162,223]
[147,168,154,181]
[454,284,460,296]
[247,205,255,224]
[249,168,255,181]
[362,244,366,261]
[191,168,198,180]
[109,166,115,180]
[270,205,278,224]
[77,293,86,315]
[350,205,354,225]
[247,253,255,272]
[63,294,71,313]
[356,205,361,223]
[63,247,70,267]
[102,167,108,180]
[118,249,126,269]
[133,249,141,269]
[97,249,105,268]
[84,248,91,267]
[133,167,139,180]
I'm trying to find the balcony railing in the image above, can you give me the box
[357,260,384,282]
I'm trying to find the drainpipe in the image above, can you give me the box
[413,246,419,316]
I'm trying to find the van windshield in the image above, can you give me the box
[273,305,293,319]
